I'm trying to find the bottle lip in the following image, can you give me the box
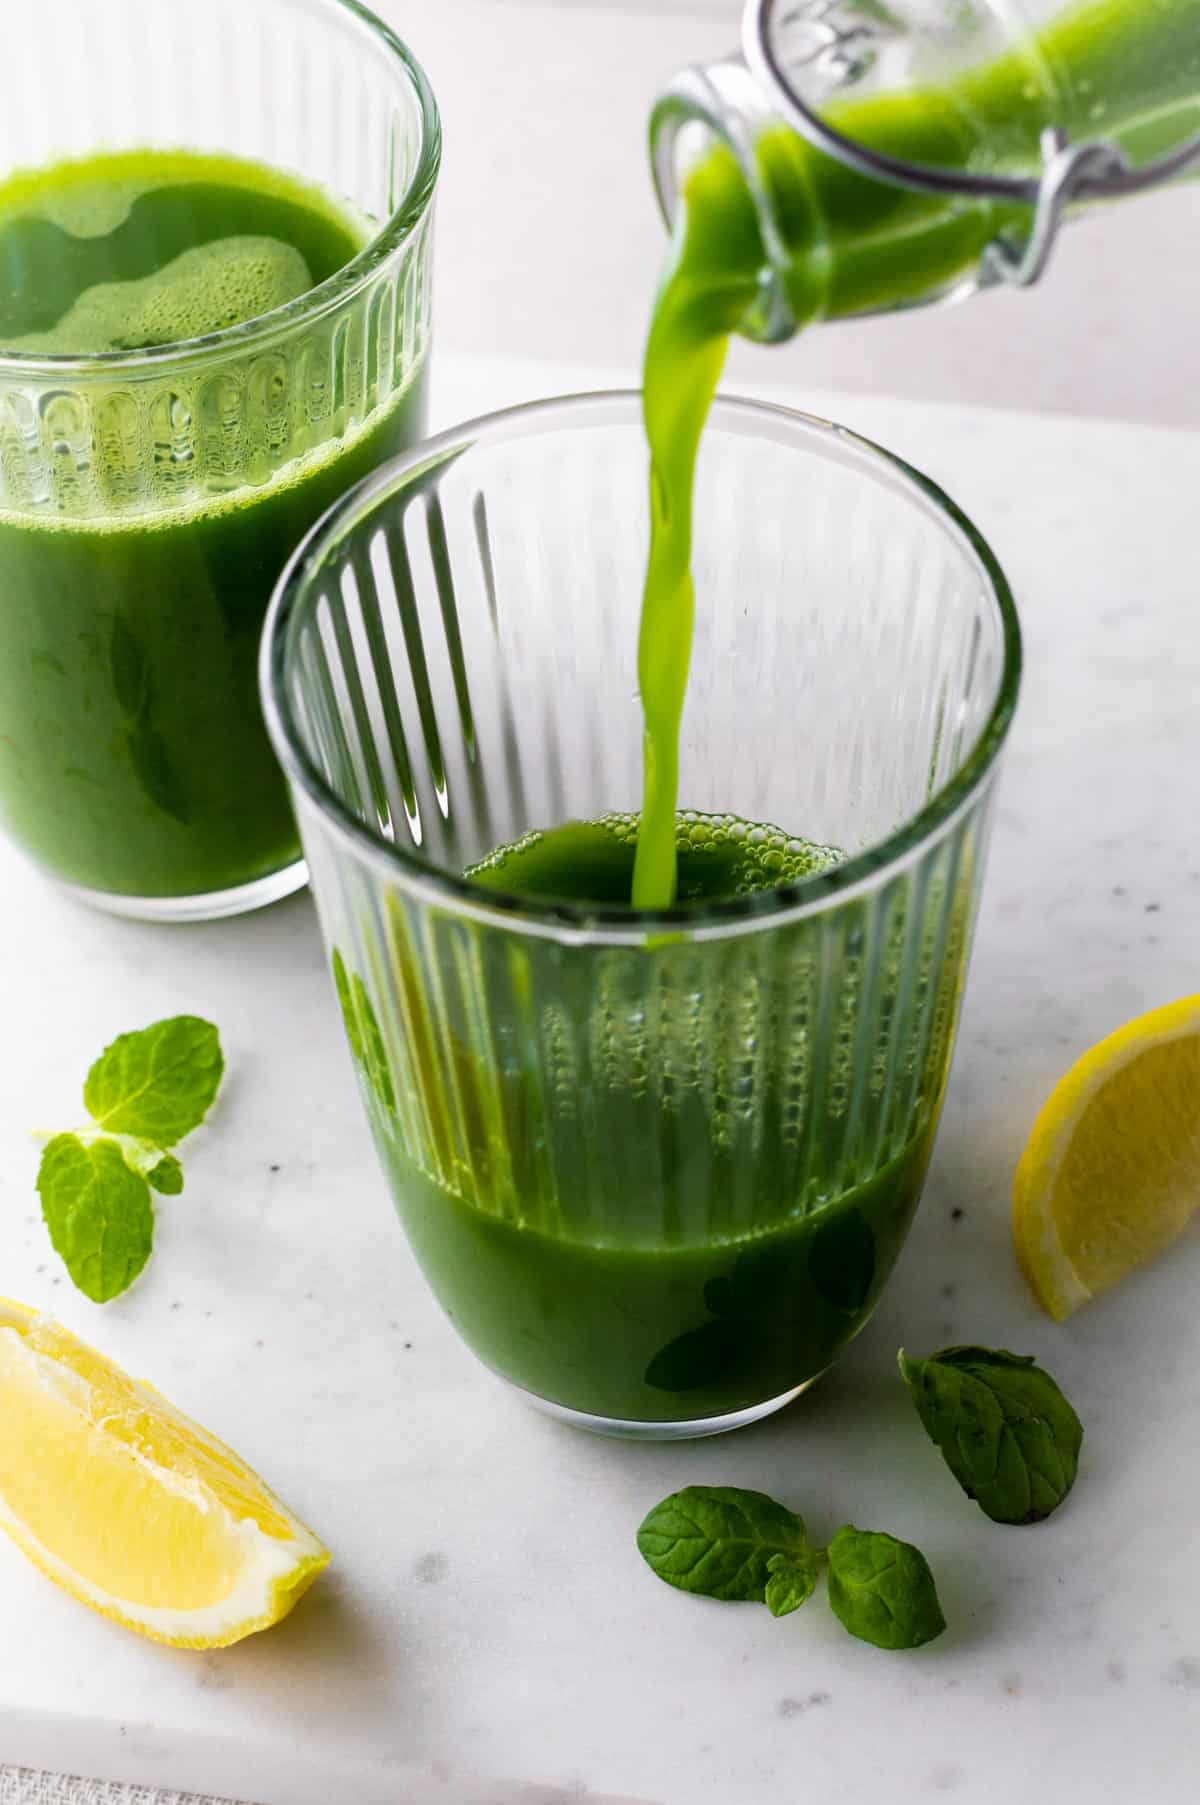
[649,59,802,344]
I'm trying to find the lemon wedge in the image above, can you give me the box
[0,1298,329,1646]
[1013,995,1200,1320]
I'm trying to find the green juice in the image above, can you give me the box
[386,1132,930,1423]
[0,149,426,901]
[335,815,951,1424]
[460,817,928,1423]
[466,808,841,904]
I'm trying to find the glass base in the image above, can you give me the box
[57,858,308,923]
[515,1374,822,1441]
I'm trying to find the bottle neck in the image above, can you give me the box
[650,58,805,344]
[652,0,1200,343]
[651,55,1010,342]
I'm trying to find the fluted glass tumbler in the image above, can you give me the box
[263,393,1021,1438]
[0,0,438,919]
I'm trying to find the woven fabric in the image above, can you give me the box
[0,1770,255,1805]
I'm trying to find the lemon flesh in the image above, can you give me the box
[0,1298,329,1646]
[1013,996,1200,1320]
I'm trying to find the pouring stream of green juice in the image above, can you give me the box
[632,0,1200,908]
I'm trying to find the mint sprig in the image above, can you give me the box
[35,1016,223,1303]
[636,1350,1088,1651]
[636,1485,944,1651]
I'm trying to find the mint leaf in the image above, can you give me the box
[332,951,395,1113]
[637,1486,810,1602]
[83,1016,223,1147]
[765,1550,819,1618]
[37,1133,155,1303]
[826,1526,945,1650]
[899,1345,1083,1525]
[147,1153,184,1196]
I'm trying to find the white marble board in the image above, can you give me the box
[1,357,1199,1804]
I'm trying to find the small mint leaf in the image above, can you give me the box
[765,1550,818,1618]
[37,1133,155,1303]
[83,1016,223,1146]
[147,1153,184,1196]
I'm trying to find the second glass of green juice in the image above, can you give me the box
[264,394,1021,1438]
[0,0,438,918]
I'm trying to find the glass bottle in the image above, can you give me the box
[651,0,1200,343]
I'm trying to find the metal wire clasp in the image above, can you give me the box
[981,129,1131,288]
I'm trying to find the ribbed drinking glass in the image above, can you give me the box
[0,0,438,918]
[262,392,1021,1438]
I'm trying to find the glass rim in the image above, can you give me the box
[261,389,1023,943]
[0,0,441,377]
